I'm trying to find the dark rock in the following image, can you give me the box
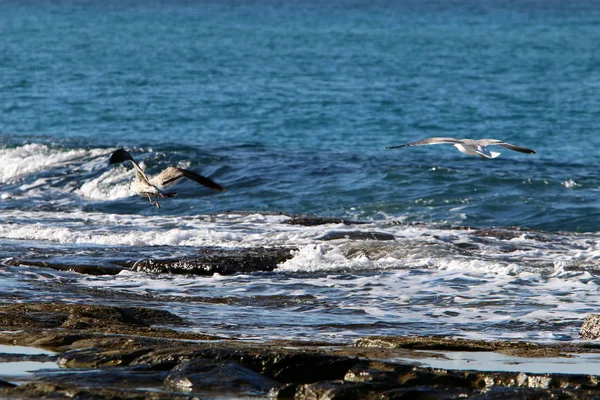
[0,352,55,363]
[344,361,415,383]
[472,229,524,241]
[266,352,358,383]
[58,347,155,368]
[131,343,358,385]
[35,368,170,390]
[119,306,186,326]
[6,246,297,277]
[0,380,16,388]
[165,358,280,395]
[281,380,374,400]
[127,246,295,275]
[580,314,600,340]
[279,380,473,400]
[5,382,193,399]
[352,336,570,358]
[1,303,600,399]
[317,231,396,241]
[27,332,96,349]
[0,303,182,330]
[0,303,222,345]
[284,216,367,226]
[472,227,555,243]
[453,242,479,250]
[5,259,124,275]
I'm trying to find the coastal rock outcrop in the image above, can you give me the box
[0,303,599,399]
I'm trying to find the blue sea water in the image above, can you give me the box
[2,0,600,344]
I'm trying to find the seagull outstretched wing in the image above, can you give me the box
[386,137,462,149]
[150,167,226,192]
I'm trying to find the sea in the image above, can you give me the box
[1,0,600,344]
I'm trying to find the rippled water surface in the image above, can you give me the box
[1,0,600,343]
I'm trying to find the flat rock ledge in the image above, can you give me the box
[1,303,600,399]
[6,246,296,276]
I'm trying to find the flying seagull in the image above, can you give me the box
[109,148,226,208]
[386,137,536,159]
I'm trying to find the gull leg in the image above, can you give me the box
[147,195,160,208]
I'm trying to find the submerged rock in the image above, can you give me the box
[472,227,555,243]
[317,230,396,241]
[284,216,367,226]
[4,259,125,275]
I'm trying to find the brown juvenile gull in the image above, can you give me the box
[386,137,536,159]
[109,148,226,208]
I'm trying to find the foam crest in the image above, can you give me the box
[0,223,228,247]
[3,208,600,278]
[76,167,133,201]
[277,244,374,272]
[0,143,109,184]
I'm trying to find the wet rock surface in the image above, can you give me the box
[4,258,126,275]
[0,303,221,341]
[317,230,396,241]
[164,358,280,395]
[284,215,368,226]
[0,303,599,399]
[126,246,295,275]
[6,245,296,276]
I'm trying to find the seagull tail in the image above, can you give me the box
[109,148,135,164]
[475,146,501,159]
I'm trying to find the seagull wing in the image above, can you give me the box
[497,142,536,154]
[151,167,226,192]
[109,148,135,164]
[387,137,462,149]
[469,139,536,154]
[109,148,152,184]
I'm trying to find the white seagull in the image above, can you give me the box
[109,148,226,208]
[386,137,536,159]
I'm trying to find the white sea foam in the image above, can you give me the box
[277,244,376,272]
[3,209,600,279]
[76,166,133,200]
[70,257,600,342]
[562,178,579,189]
[0,143,110,184]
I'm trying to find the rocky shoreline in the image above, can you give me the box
[2,220,600,398]
[0,302,599,399]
